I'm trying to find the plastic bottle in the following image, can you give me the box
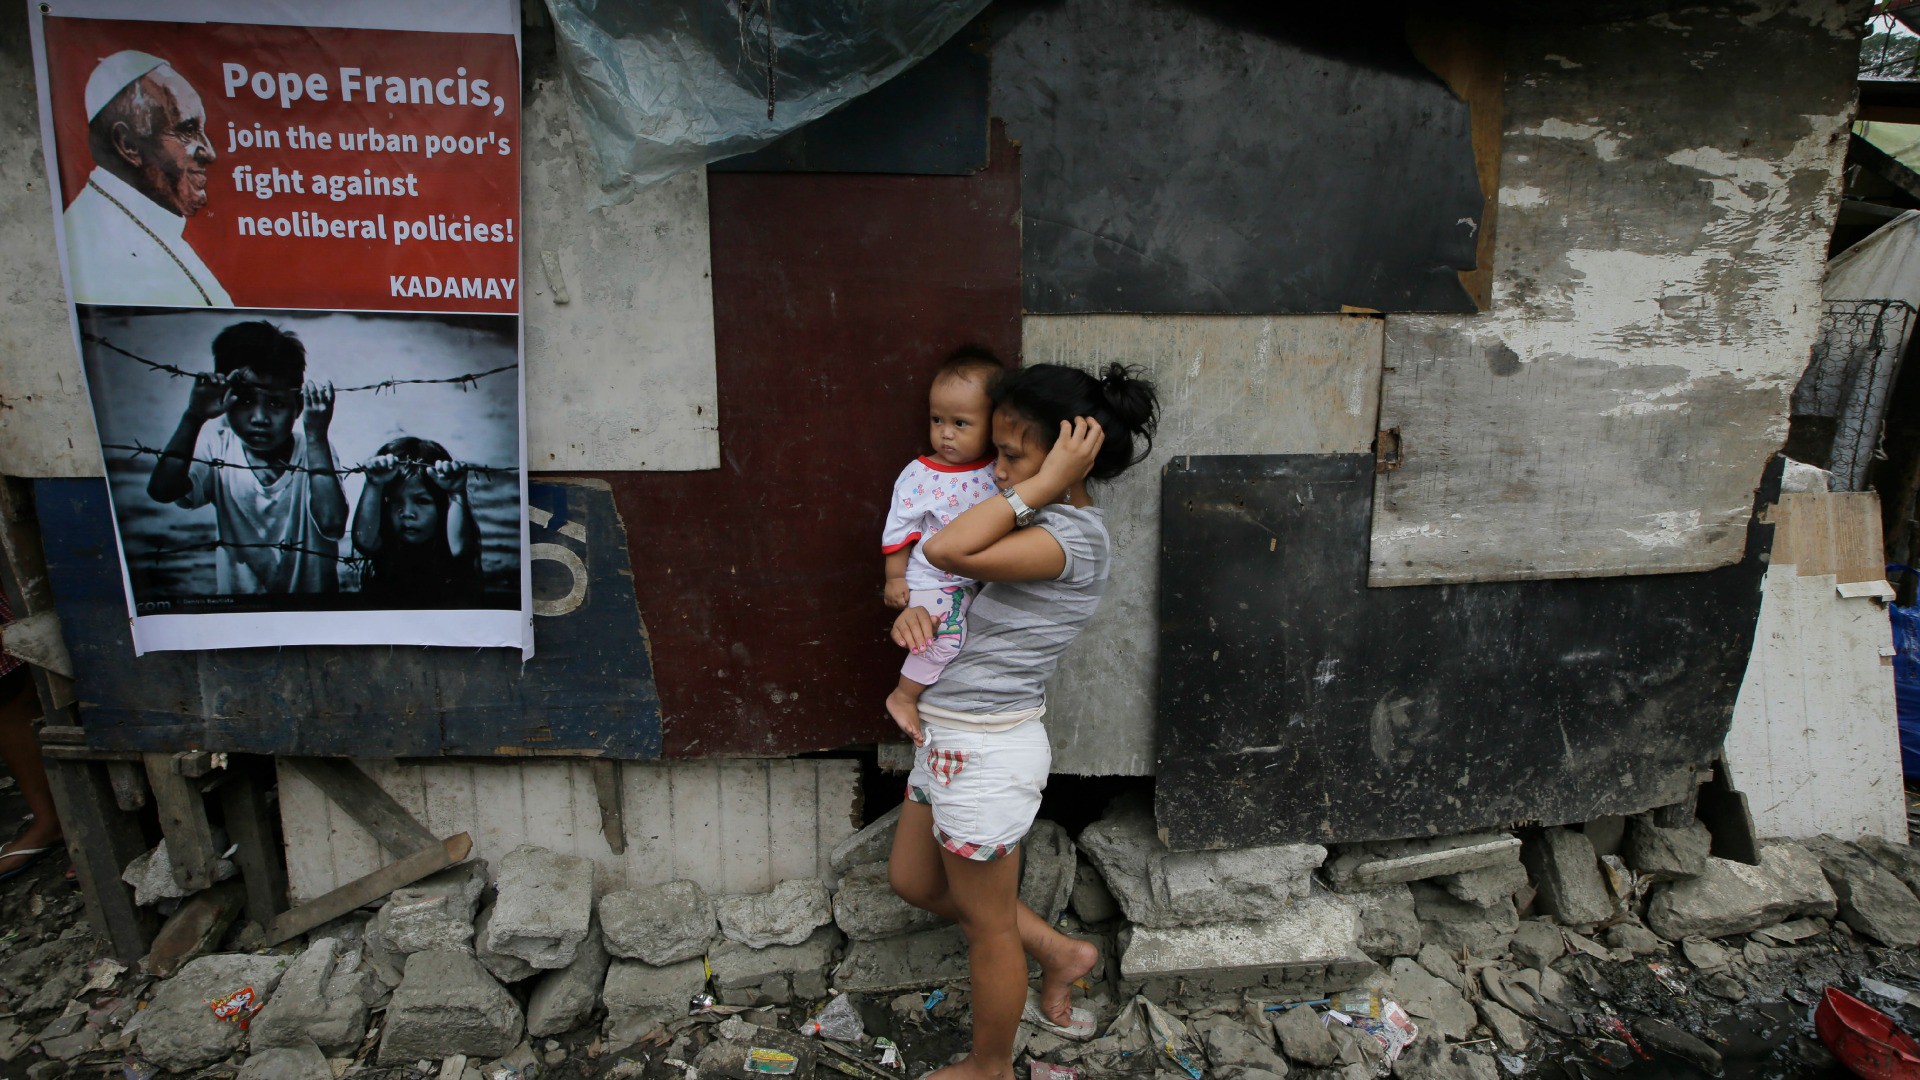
[800,993,865,1041]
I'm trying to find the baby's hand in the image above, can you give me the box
[363,454,402,484]
[185,372,231,421]
[425,460,468,493]
[883,578,910,610]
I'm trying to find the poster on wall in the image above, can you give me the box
[27,0,530,655]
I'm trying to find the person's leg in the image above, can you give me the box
[885,589,967,740]
[889,799,1096,1024]
[923,846,1023,1080]
[0,669,61,869]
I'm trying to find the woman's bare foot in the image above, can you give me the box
[924,1056,1015,1080]
[1035,933,1099,1026]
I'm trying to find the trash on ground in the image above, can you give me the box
[800,993,865,1042]
[744,1045,798,1075]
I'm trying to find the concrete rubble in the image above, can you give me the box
[715,878,834,949]
[483,846,596,969]
[599,879,717,965]
[377,950,524,1063]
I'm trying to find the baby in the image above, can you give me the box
[882,347,1004,733]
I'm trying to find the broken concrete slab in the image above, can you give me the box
[1326,833,1520,892]
[833,926,971,994]
[1350,883,1421,959]
[1603,922,1664,955]
[1477,999,1529,1052]
[250,937,370,1056]
[709,927,844,990]
[474,900,537,984]
[1645,843,1837,941]
[237,1041,331,1080]
[137,953,291,1072]
[527,919,611,1037]
[1070,859,1121,924]
[144,879,246,978]
[1076,801,1159,925]
[1520,828,1613,928]
[1858,835,1920,897]
[1398,1038,1498,1080]
[829,804,902,875]
[1436,859,1529,908]
[600,879,716,966]
[1798,836,1920,947]
[121,839,238,907]
[1623,818,1712,881]
[1149,842,1326,926]
[602,957,708,1040]
[1193,1014,1290,1078]
[831,861,941,941]
[375,861,489,954]
[1415,943,1467,991]
[1271,1003,1338,1067]
[1385,956,1474,1040]
[1020,820,1078,921]
[1410,882,1518,957]
[377,951,524,1064]
[1507,920,1565,971]
[715,878,834,949]
[485,846,596,970]
[1119,890,1376,995]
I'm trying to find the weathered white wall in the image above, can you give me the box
[0,14,719,477]
[278,757,860,903]
[1370,2,1866,586]
[1026,314,1383,776]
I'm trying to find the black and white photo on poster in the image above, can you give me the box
[80,307,522,621]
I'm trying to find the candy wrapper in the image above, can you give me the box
[206,987,260,1029]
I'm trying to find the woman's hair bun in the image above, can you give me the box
[989,361,1161,482]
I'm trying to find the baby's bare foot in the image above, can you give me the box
[885,690,924,745]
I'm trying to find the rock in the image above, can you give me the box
[600,880,716,965]
[1702,971,1747,1001]
[1584,816,1627,857]
[1397,1038,1496,1080]
[375,861,488,954]
[1076,800,1159,924]
[1325,834,1520,892]
[1632,1018,1723,1074]
[238,1041,332,1080]
[137,953,291,1072]
[359,919,406,991]
[377,951,524,1063]
[1349,884,1421,959]
[1623,818,1712,881]
[709,926,843,990]
[485,846,596,969]
[527,919,611,1037]
[1020,820,1079,921]
[831,862,941,941]
[1149,843,1326,927]
[1682,937,1730,970]
[829,805,901,874]
[834,926,971,993]
[602,958,707,1040]
[1435,859,1529,908]
[1799,836,1920,947]
[1410,882,1517,956]
[1520,828,1613,928]
[1270,1004,1338,1068]
[1507,920,1564,970]
[1602,922,1663,955]
[1415,943,1466,991]
[1070,859,1121,923]
[1476,999,1528,1052]
[1193,1014,1289,1077]
[250,938,371,1055]
[474,901,538,984]
[25,1062,67,1080]
[792,969,829,1001]
[1119,890,1376,995]
[1645,843,1838,940]
[1384,957,1474,1041]
[121,839,238,907]
[145,880,247,978]
[1858,835,1920,897]
[715,879,834,949]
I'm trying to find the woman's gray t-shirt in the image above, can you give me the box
[920,504,1111,714]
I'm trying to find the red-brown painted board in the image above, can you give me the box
[581,129,1021,758]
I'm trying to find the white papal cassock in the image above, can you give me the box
[63,167,233,308]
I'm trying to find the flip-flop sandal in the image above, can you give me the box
[0,841,64,885]
[1022,988,1097,1040]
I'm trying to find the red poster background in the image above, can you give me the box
[43,17,519,314]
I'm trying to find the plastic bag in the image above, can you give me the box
[800,993,864,1041]
[1892,573,1920,780]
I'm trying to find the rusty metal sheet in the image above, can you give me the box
[598,128,1022,757]
[35,477,660,757]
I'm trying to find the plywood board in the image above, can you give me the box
[1369,6,1862,586]
[278,758,860,903]
[1723,563,1906,842]
[1768,492,1889,584]
[1023,314,1384,776]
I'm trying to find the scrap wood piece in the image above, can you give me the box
[144,751,216,892]
[266,833,472,946]
[283,758,437,857]
[1766,492,1887,584]
[590,759,625,854]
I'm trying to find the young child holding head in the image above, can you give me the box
[882,347,1004,737]
[351,436,483,607]
[146,320,345,594]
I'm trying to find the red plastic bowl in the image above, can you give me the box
[1818,987,1920,1080]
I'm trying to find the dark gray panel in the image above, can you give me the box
[991,1,1484,314]
[1155,455,1770,849]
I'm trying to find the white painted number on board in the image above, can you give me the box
[528,505,588,617]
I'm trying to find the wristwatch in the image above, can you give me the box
[1001,487,1037,527]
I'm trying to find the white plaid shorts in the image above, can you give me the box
[905,720,1051,861]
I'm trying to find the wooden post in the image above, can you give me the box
[43,758,153,962]
[219,755,288,928]
[143,752,216,892]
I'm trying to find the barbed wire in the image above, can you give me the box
[102,442,510,478]
[84,334,517,394]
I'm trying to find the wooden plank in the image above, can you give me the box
[1406,15,1504,312]
[144,752,215,893]
[1768,492,1888,584]
[105,760,148,810]
[282,759,436,860]
[218,757,288,928]
[43,758,153,962]
[266,834,471,947]
[589,760,625,856]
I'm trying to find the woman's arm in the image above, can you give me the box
[921,418,1104,582]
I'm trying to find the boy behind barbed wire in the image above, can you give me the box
[146,320,346,594]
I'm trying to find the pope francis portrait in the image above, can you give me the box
[63,50,233,307]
